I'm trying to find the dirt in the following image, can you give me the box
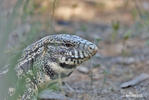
[1,0,149,100]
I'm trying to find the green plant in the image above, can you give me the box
[111,21,120,42]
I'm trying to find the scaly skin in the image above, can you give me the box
[15,34,98,100]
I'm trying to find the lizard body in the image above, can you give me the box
[15,34,97,100]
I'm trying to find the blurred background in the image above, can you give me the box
[0,0,149,100]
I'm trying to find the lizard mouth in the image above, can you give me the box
[59,57,89,69]
[60,63,76,69]
[59,48,97,67]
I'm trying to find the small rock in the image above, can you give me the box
[120,73,149,88]
[77,66,89,74]
[8,87,15,96]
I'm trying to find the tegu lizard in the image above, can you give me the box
[15,34,98,100]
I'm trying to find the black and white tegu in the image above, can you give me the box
[15,34,98,100]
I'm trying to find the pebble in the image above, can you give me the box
[77,66,89,74]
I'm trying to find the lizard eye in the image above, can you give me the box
[65,43,73,47]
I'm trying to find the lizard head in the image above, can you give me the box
[48,34,98,68]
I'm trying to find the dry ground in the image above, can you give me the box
[1,0,149,100]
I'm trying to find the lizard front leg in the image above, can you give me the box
[21,77,38,100]
[20,68,51,100]
[19,60,61,100]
